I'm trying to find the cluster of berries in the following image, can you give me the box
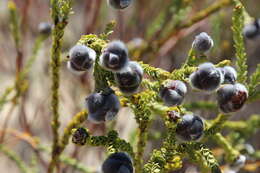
[158,33,248,142]
[190,62,248,113]
[243,19,260,39]
[67,41,143,124]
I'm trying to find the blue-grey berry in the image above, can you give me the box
[115,61,143,94]
[217,83,248,113]
[189,62,223,91]
[102,152,133,173]
[192,32,214,52]
[107,0,132,9]
[243,19,260,39]
[38,22,52,35]
[159,80,187,107]
[176,114,204,141]
[219,66,237,84]
[85,89,120,124]
[67,45,96,74]
[230,155,246,170]
[100,41,129,72]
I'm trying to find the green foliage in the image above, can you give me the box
[0,145,32,173]
[232,0,248,84]
[249,64,260,97]
[8,1,21,48]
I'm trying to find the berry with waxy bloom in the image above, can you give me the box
[100,40,129,72]
[217,83,248,113]
[85,89,120,124]
[192,32,214,52]
[38,22,52,35]
[107,0,132,9]
[159,80,187,106]
[189,62,223,91]
[219,66,237,84]
[243,19,260,39]
[176,114,204,141]
[230,155,246,170]
[114,61,143,94]
[67,44,96,74]
[102,152,133,173]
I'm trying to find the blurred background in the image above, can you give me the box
[0,0,259,172]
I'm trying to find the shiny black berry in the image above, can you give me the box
[38,22,52,35]
[176,114,204,141]
[85,89,120,124]
[72,127,89,145]
[107,0,132,9]
[243,19,260,39]
[100,41,129,72]
[102,152,133,173]
[219,66,237,84]
[115,61,143,94]
[189,62,223,91]
[159,80,187,107]
[217,83,248,113]
[67,45,96,74]
[192,32,214,52]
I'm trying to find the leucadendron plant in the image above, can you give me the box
[0,0,260,173]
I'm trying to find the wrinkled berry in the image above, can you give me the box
[72,127,89,145]
[192,32,214,52]
[85,89,120,124]
[159,80,187,106]
[107,0,132,9]
[219,66,237,84]
[114,61,143,94]
[100,41,129,72]
[67,44,96,74]
[217,83,248,113]
[176,114,204,141]
[189,62,223,91]
[243,19,260,39]
[38,22,52,35]
[102,152,133,173]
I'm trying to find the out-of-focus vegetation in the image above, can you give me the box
[0,0,260,173]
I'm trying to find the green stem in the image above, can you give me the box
[212,133,239,163]
[0,144,32,173]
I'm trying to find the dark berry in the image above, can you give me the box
[243,19,260,39]
[102,152,133,173]
[217,83,248,113]
[38,22,52,35]
[72,127,89,145]
[211,166,222,173]
[176,114,204,141]
[107,0,132,9]
[219,66,237,84]
[159,80,187,106]
[192,32,214,52]
[67,44,96,74]
[100,41,129,72]
[85,89,120,124]
[114,61,143,94]
[189,62,223,91]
